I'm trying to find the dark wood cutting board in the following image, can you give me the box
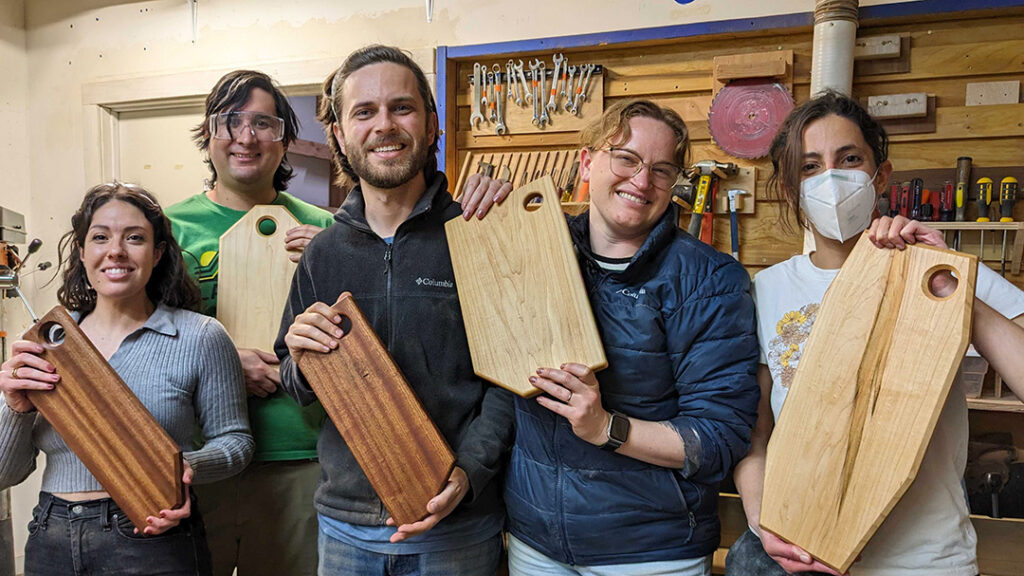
[295,292,455,526]
[24,306,184,531]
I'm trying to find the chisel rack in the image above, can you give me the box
[454,148,586,211]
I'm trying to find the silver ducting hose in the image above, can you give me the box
[810,0,860,97]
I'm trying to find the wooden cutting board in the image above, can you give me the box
[445,176,606,397]
[760,235,977,573]
[295,292,455,526]
[218,205,300,350]
[24,306,184,531]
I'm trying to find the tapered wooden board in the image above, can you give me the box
[218,205,300,350]
[24,306,183,531]
[445,176,606,397]
[761,235,977,573]
[295,293,455,526]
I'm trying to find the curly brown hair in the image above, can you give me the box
[55,182,201,314]
[579,99,690,169]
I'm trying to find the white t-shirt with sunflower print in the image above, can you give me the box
[751,254,1024,576]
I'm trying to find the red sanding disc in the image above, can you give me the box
[708,79,794,159]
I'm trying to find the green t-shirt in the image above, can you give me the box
[167,191,335,462]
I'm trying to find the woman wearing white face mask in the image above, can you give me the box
[725,91,1024,576]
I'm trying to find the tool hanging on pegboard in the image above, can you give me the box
[468,56,604,136]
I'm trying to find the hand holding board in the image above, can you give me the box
[295,292,455,527]
[24,306,184,532]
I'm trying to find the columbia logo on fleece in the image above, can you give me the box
[617,287,646,300]
[416,277,454,289]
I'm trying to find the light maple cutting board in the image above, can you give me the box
[760,234,977,573]
[445,176,606,397]
[296,292,455,527]
[24,306,184,532]
[218,205,300,350]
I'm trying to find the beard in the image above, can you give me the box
[344,134,431,189]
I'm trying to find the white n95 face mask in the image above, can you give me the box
[799,168,879,242]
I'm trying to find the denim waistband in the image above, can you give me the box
[35,492,122,530]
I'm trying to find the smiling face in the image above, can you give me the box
[79,199,163,307]
[332,62,437,191]
[208,87,287,195]
[582,116,678,250]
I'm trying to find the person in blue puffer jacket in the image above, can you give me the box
[504,99,760,576]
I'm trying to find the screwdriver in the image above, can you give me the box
[954,157,972,250]
[940,181,954,222]
[976,177,994,262]
[909,178,924,221]
[999,177,1018,276]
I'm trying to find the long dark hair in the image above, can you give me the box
[318,45,440,186]
[193,70,300,191]
[55,182,201,314]
[768,90,889,231]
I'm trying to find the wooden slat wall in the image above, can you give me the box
[449,9,1024,284]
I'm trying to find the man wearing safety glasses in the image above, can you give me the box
[166,70,335,576]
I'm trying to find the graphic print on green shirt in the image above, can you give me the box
[167,191,335,461]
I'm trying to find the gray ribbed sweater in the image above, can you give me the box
[0,304,253,492]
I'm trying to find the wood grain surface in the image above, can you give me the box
[295,293,455,526]
[445,176,606,397]
[217,205,300,350]
[23,306,183,532]
[760,235,977,573]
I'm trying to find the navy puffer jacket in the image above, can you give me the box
[505,205,759,565]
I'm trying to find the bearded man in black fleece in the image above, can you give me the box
[274,45,514,576]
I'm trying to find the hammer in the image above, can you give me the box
[727,189,749,261]
[685,160,739,239]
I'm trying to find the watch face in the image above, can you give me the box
[609,413,630,442]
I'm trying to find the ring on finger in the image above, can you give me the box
[11,367,19,379]
[566,391,573,403]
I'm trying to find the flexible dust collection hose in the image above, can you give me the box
[810,0,859,98]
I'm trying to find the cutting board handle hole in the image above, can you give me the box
[523,193,544,212]
[39,322,66,348]
[338,315,353,338]
[923,265,960,301]
[256,216,279,237]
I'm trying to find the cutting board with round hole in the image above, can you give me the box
[445,175,606,397]
[217,205,300,350]
[760,234,977,573]
[24,306,184,532]
[295,292,455,526]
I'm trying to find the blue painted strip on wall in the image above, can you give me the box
[436,45,449,174]
[436,0,1024,170]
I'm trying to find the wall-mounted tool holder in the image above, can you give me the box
[467,58,604,136]
[454,148,584,205]
[854,33,911,76]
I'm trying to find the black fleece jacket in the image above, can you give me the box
[275,171,515,527]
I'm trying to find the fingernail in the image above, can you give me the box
[536,368,543,374]
[335,330,343,337]
[160,512,166,518]
[800,554,811,563]
[333,315,341,323]
[529,376,537,383]
[560,363,566,369]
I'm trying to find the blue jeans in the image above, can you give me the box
[317,527,502,576]
[24,492,212,576]
[725,530,827,576]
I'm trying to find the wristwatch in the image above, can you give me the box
[599,411,630,451]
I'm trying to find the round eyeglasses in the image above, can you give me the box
[602,147,682,191]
